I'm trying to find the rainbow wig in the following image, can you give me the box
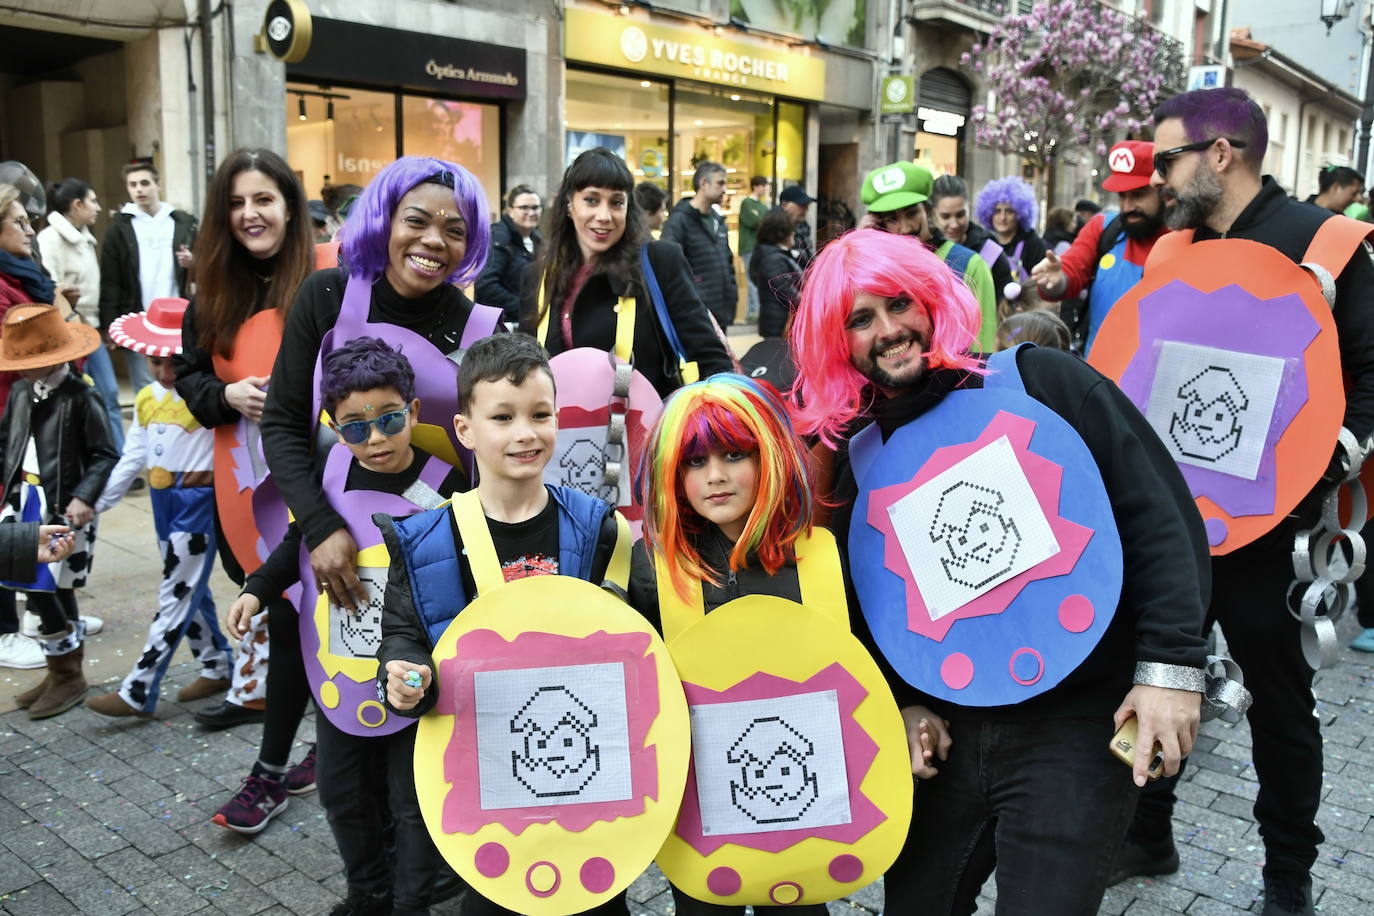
[975,176,1037,233]
[338,156,490,286]
[638,373,814,602]
[789,229,984,446]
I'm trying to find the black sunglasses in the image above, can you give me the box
[333,408,409,445]
[1153,138,1247,179]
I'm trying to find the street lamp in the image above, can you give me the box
[1321,0,1354,34]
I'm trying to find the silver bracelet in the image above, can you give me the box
[1133,661,1207,694]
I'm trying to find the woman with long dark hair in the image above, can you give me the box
[528,147,733,397]
[171,149,319,825]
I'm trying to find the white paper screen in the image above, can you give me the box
[544,426,619,503]
[887,435,1059,620]
[690,690,851,837]
[328,567,386,659]
[474,662,633,810]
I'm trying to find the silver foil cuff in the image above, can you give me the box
[1200,655,1252,724]
[1133,661,1207,694]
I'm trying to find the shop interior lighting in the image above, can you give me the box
[327,100,335,121]
[298,95,307,121]
[640,80,652,88]
[730,94,741,101]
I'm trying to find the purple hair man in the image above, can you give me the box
[1153,87,1268,172]
[319,336,417,417]
[337,156,491,286]
[975,177,1037,235]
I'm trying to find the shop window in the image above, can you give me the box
[286,82,396,202]
[673,84,775,233]
[565,70,671,194]
[401,95,502,216]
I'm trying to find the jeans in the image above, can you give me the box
[316,716,444,911]
[1132,536,1324,878]
[120,348,153,395]
[85,345,126,453]
[1355,518,1374,629]
[742,249,759,321]
[884,715,1137,916]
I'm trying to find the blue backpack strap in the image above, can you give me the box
[550,486,613,581]
[983,342,1032,393]
[390,505,470,647]
[941,241,973,279]
[848,422,883,489]
[640,244,687,362]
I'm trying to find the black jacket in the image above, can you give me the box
[98,208,197,330]
[0,521,42,583]
[660,199,738,328]
[1,371,120,516]
[829,346,1211,720]
[525,240,735,398]
[475,214,541,323]
[749,243,801,339]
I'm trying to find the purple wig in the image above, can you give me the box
[338,156,490,286]
[1153,88,1268,171]
[975,177,1037,232]
[320,336,416,416]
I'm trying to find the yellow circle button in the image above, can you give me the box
[1099,253,1117,271]
[528,863,558,893]
[318,680,340,708]
[772,883,801,904]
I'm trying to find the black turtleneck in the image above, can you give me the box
[260,268,481,550]
[829,346,1211,720]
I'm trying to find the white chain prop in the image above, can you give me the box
[1287,427,1371,670]
[600,354,633,510]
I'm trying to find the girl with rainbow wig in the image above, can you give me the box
[629,372,830,916]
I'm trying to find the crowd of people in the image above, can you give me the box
[0,84,1368,916]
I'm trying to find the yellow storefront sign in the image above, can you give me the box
[565,7,826,101]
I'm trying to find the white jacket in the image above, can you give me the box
[36,212,99,323]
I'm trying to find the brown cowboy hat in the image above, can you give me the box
[0,304,101,371]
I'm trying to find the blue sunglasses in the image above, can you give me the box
[333,408,409,445]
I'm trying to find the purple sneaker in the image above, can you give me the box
[211,775,289,834]
[285,744,317,796]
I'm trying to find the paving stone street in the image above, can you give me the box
[0,429,1370,915]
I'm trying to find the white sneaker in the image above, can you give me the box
[0,632,45,669]
[21,613,102,637]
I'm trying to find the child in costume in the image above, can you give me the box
[628,373,938,915]
[378,333,628,916]
[211,336,466,845]
[84,297,235,718]
[0,304,119,718]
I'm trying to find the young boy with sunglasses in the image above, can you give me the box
[212,336,465,840]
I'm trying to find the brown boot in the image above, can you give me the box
[14,673,50,709]
[29,634,87,720]
[84,691,147,718]
[177,676,232,702]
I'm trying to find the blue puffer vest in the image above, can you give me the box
[388,485,614,647]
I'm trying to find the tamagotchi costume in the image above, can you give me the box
[848,345,1125,706]
[536,285,663,538]
[654,528,911,906]
[414,491,689,915]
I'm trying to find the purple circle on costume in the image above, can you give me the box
[358,702,386,727]
[1009,648,1044,686]
[828,854,864,883]
[579,857,615,894]
[706,866,742,896]
[1204,517,1228,547]
[940,653,975,690]
[525,861,561,897]
[1057,595,1095,633]
[769,881,804,905]
[474,843,509,878]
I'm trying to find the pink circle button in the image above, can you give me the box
[707,866,742,897]
[579,857,615,894]
[1057,594,1095,633]
[1009,647,1044,686]
[828,854,864,883]
[525,861,561,897]
[473,843,509,878]
[940,652,975,690]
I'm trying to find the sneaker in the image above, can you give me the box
[1350,628,1374,652]
[328,891,392,916]
[193,699,266,729]
[22,614,101,638]
[0,632,45,669]
[285,744,317,795]
[211,775,289,835]
[1261,872,1315,915]
[1108,831,1179,886]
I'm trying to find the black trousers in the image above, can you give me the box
[884,715,1137,916]
[668,885,827,916]
[316,715,443,912]
[1133,536,1324,878]
[1355,518,1374,628]
[259,594,310,767]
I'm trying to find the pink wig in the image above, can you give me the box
[789,229,984,445]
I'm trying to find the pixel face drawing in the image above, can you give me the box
[727,716,821,825]
[509,686,603,798]
[558,437,616,502]
[929,481,1023,590]
[330,568,386,658]
[1169,365,1248,463]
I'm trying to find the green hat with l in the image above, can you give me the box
[861,161,932,213]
